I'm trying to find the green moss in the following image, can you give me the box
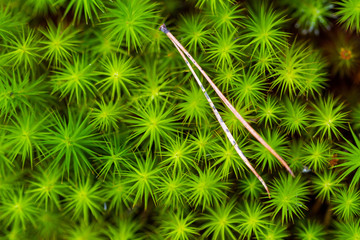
[1,0,360,238]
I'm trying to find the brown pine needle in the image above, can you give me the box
[170,36,270,197]
[160,24,294,178]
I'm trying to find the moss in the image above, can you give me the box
[1,0,360,239]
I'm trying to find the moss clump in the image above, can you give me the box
[1,0,360,239]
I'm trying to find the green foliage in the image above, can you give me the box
[271,41,311,98]
[124,153,161,210]
[237,201,271,239]
[28,167,66,210]
[97,53,138,98]
[6,108,48,168]
[156,173,188,208]
[101,175,132,214]
[0,131,13,178]
[201,199,239,240]
[25,0,64,16]
[287,140,307,173]
[36,209,65,239]
[44,110,100,179]
[311,95,348,139]
[267,173,310,223]
[89,98,125,132]
[239,173,264,200]
[231,68,267,108]
[65,222,104,240]
[300,50,328,98]
[256,96,282,128]
[94,134,132,179]
[51,54,97,104]
[352,103,360,131]
[312,170,343,202]
[127,100,180,151]
[334,219,360,240]
[336,0,360,32]
[106,218,143,240]
[220,101,254,136]
[86,28,121,58]
[206,2,244,32]
[178,14,211,54]
[332,187,360,220]
[280,98,310,135]
[261,222,289,240]
[0,71,49,119]
[251,129,288,172]
[176,82,211,126]
[295,220,326,240]
[336,126,360,187]
[0,226,29,240]
[0,188,37,229]
[0,6,26,39]
[242,2,289,56]
[323,31,360,78]
[0,169,21,199]
[136,58,174,103]
[63,0,105,24]
[64,176,103,223]
[211,135,247,178]
[195,0,234,13]
[187,167,229,210]
[207,30,243,68]
[161,134,194,173]
[284,0,333,34]
[213,65,242,92]
[39,21,80,67]
[103,0,159,51]
[161,210,198,240]
[145,24,170,54]
[301,140,331,172]
[189,127,217,162]
[2,0,360,238]
[2,28,41,70]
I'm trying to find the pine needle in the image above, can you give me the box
[160,23,295,197]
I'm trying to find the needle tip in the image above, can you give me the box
[159,24,169,34]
